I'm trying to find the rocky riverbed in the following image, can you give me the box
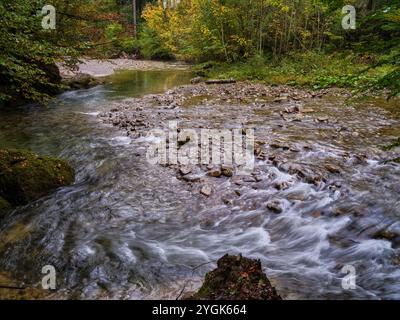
[1,71,399,299]
[99,82,400,222]
[97,81,400,299]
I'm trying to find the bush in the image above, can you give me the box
[138,27,174,60]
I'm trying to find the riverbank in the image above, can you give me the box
[58,59,190,79]
[195,52,396,96]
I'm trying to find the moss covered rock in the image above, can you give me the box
[189,254,282,300]
[0,149,75,206]
[63,73,103,90]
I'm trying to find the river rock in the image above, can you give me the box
[266,200,283,214]
[221,166,233,177]
[243,176,256,183]
[270,142,290,150]
[310,211,322,218]
[317,117,329,123]
[200,185,212,197]
[283,105,302,114]
[179,166,192,175]
[274,96,288,103]
[325,164,341,174]
[274,181,289,190]
[63,73,102,89]
[190,77,203,84]
[0,149,75,206]
[182,174,202,182]
[207,169,222,178]
[187,254,281,300]
[373,230,399,241]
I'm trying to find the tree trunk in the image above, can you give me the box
[132,0,137,39]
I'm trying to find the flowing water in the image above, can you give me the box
[0,69,399,299]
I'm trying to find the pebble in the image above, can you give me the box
[208,169,222,177]
[266,201,283,214]
[179,166,192,175]
[200,185,212,197]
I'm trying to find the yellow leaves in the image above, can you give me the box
[200,26,212,38]
[210,0,230,19]
[230,35,251,48]
[385,9,400,23]
[300,30,312,39]
[281,5,290,13]
[141,3,165,31]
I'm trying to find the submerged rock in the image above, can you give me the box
[200,185,212,197]
[266,200,283,214]
[179,166,192,176]
[0,149,75,206]
[325,164,341,174]
[188,254,281,300]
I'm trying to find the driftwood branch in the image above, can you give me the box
[205,79,237,85]
[175,260,215,300]
[0,283,27,290]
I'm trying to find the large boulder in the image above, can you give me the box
[63,73,103,90]
[0,149,75,206]
[188,254,282,300]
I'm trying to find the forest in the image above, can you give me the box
[0,0,400,303]
[1,0,399,105]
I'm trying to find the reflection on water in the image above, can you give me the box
[104,70,194,99]
[0,70,399,299]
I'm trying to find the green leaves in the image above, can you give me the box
[0,0,133,105]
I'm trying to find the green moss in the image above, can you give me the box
[0,149,75,206]
[383,138,400,151]
[0,196,11,215]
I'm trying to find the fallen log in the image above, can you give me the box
[205,78,237,84]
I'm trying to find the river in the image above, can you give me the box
[0,69,399,299]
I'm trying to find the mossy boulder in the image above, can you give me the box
[0,196,11,215]
[188,254,282,300]
[63,73,103,90]
[0,149,75,206]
